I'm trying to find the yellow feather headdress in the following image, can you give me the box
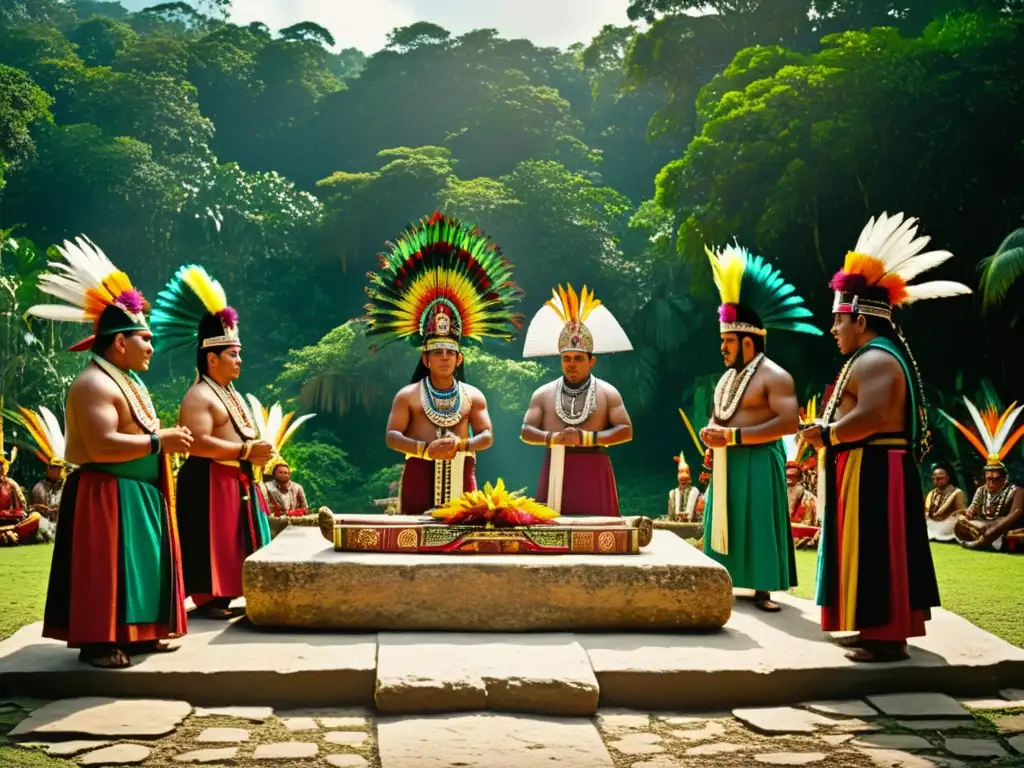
[150,265,241,352]
[940,395,1024,472]
[6,406,67,468]
[830,212,971,320]
[245,394,315,475]
[522,284,632,357]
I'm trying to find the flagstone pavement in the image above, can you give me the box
[2,690,1023,767]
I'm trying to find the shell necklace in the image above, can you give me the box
[713,353,764,422]
[555,376,597,426]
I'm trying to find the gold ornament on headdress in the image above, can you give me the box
[522,284,632,358]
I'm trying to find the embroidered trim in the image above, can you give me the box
[201,375,257,439]
[91,355,160,434]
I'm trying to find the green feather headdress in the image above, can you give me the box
[364,211,524,352]
[706,242,821,337]
[150,265,241,353]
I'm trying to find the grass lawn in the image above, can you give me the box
[1,539,1021,647]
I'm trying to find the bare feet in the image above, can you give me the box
[79,647,131,669]
[753,591,781,612]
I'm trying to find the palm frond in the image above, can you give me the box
[979,227,1024,311]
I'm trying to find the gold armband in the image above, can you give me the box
[239,441,253,461]
[725,428,739,447]
[413,441,426,459]
[581,431,598,448]
[458,438,469,453]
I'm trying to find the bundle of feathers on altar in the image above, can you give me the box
[431,479,560,527]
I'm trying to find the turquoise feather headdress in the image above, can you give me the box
[705,242,821,337]
[150,265,241,353]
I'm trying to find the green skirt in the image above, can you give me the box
[703,440,797,592]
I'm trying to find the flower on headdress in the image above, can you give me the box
[718,304,738,323]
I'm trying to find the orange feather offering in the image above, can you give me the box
[431,479,560,527]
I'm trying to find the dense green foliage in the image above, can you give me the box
[1,0,1021,506]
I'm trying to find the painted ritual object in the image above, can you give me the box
[317,480,654,555]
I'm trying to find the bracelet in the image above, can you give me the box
[240,441,253,461]
[150,433,161,454]
[823,425,835,447]
[724,428,737,447]
[414,441,426,459]
[458,438,469,453]
[544,432,553,447]
[581,431,599,448]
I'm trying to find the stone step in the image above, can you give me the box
[2,594,1023,715]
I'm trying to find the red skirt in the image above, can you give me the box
[536,448,621,517]
[399,456,478,515]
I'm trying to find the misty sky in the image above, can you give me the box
[119,0,633,52]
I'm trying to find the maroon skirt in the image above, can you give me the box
[535,447,621,516]
[399,456,478,515]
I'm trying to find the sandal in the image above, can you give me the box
[845,641,909,663]
[834,635,863,648]
[752,592,781,612]
[129,639,180,654]
[78,646,131,669]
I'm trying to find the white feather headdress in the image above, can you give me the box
[26,236,149,351]
[831,212,971,319]
[522,284,632,358]
[940,396,1024,471]
[10,406,67,466]
[246,394,315,473]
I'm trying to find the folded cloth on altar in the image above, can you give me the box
[43,454,187,647]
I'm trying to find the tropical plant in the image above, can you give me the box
[978,227,1024,312]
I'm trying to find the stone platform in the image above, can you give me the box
[243,527,733,632]
[3,594,1022,717]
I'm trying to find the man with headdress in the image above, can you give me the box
[520,285,633,516]
[667,453,704,522]
[10,406,70,518]
[941,397,1023,551]
[803,212,970,662]
[0,447,35,545]
[27,236,192,668]
[246,395,315,517]
[150,265,273,620]
[367,212,523,515]
[699,243,822,612]
[924,461,967,542]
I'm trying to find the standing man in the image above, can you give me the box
[803,211,970,662]
[520,285,634,516]
[150,265,273,620]
[699,243,822,612]
[366,212,523,515]
[28,236,191,668]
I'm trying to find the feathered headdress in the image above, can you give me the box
[150,265,241,353]
[522,284,632,357]
[7,406,67,468]
[783,397,819,472]
[830,212,971,320]
[0,445,15,472]
[364,212,523,359]
[245,394,315,475]
[26,236,149,352]
[940,395,1024,473]
[706,242,821,337]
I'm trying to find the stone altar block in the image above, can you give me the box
[243,527,732,632]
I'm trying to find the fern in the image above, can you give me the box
[979,227,1024,311]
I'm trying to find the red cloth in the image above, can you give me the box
[535,448,621,517]
[42,465,187,647]
[399,456,477,515]
[0,481,22,521]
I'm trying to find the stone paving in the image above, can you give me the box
[1,689,1022,767]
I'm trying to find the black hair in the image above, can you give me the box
[737,332,765,356]
[197,345,233,376]
[91,333,119,358]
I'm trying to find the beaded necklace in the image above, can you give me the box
[555,376,597,426]
[202,375,257,439]
[91,355,159,434]
[420,378,471,430]
[713,353,764,422]
[979,483,1016,521]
